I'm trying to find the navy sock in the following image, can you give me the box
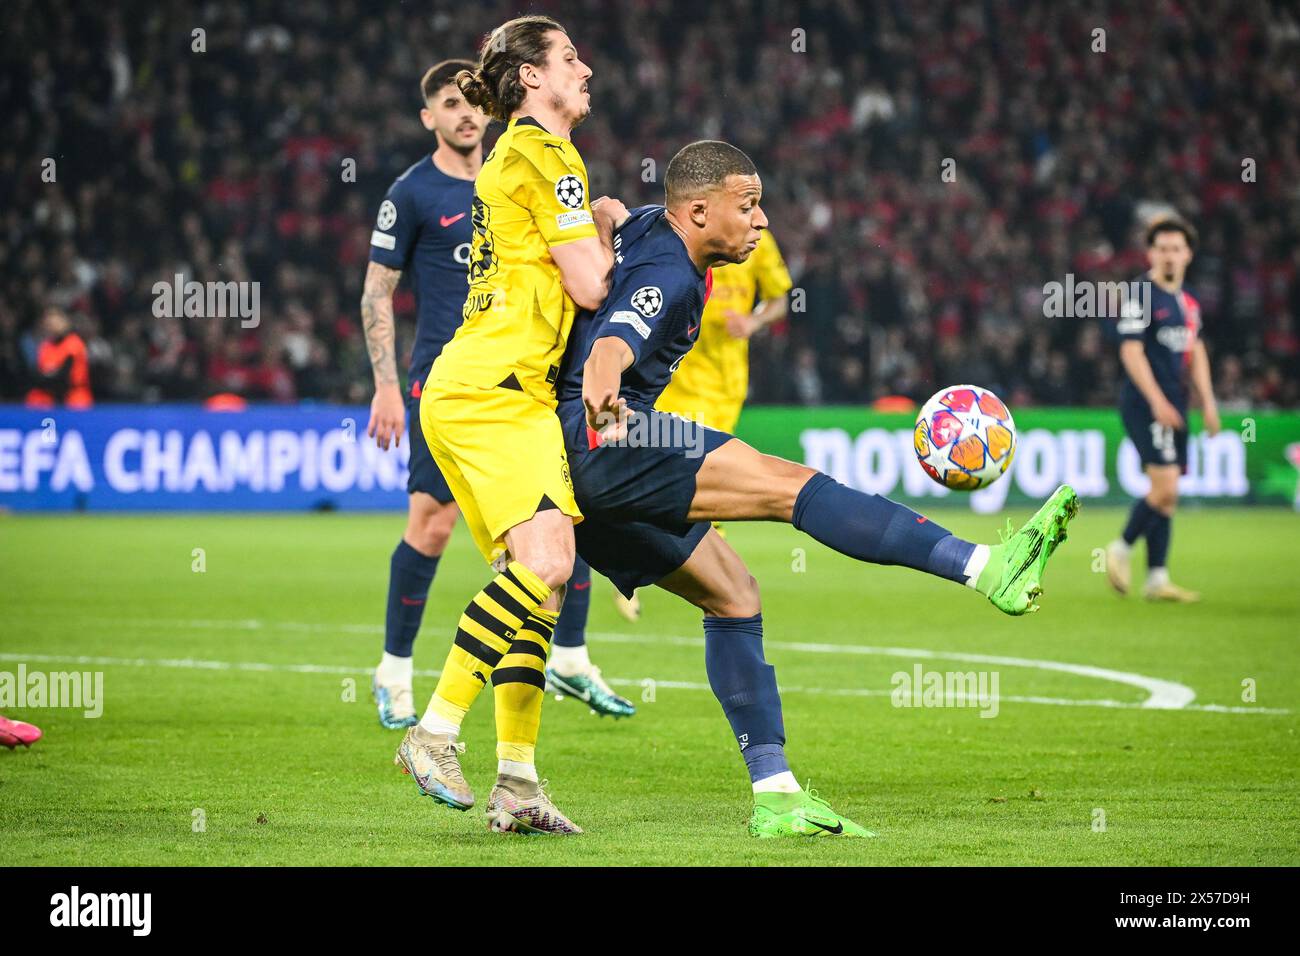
[1122,498,1159,546]
[553,556,592,648]
[703,614,789,783]
[1146,511,1172,569]
[791,473,976,584]
[384,539,439,657]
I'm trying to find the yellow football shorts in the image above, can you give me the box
[419,379,581,564]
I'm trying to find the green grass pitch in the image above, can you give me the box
[2,505,1297,866]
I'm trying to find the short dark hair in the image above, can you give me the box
[421,59,476,103]
[457,16,566,122]
[1146,216,1198,251]
[664,141,758,206]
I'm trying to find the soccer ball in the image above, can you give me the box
[913,385,1017,490]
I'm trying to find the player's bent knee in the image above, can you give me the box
[702,573,760,618]
[406,501,457,556]
[511,548,574,592]
[1147,484,1178,514]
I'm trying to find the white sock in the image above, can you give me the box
[1110,539,1132,556]
[498,759,538,782]
[376,652,413,686]
[752,771,801,794]
[548,643,590,676]
[1147,566,1169,588]
[963,544,991,590]
[419,701,460,738]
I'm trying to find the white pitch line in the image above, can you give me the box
[0,651,1288,715]
[584,631,1198,710]
[14,613,1198,709]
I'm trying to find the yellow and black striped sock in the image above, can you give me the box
[427,561,550,728]
[493,606,558,764]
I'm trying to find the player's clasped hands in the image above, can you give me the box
[368,383,406,450]
[592,195,630,230]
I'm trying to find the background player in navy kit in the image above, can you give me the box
[1106,218,1221,603]
[361,60,486,728]
[554,142,1077,836]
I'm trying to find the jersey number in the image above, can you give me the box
[1149,423,1177,462]
[467,194,496,284]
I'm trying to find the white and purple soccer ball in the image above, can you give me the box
[913,385,1017,490]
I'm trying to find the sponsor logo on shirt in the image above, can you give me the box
[556,210,594,230]
[610,310,651,339]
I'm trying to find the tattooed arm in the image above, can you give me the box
[361,260,405,449]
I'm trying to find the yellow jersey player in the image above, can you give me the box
[393,16,622,836]
[656,229,793,434]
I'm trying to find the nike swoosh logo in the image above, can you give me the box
[550,674,591,702]
[440,213,466,227]
[808,818,844,834]
[573,581,591,590]
[916,516,928,524]
[998,536,1044,597]
[687,324,699,336]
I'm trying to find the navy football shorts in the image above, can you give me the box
[1121,399,1189,472]
[405,389,455,502]
[568,407,734,598]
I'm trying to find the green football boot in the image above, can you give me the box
[748,789,875,839]
[545,665,636,718]
[977,483,1079,616]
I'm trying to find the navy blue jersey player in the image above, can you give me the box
[552,141,1079,838]
[360,60,487,729]
[1105,218,1220,603]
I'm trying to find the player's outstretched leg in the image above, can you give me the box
[0,714,42,749]
[546,556,636,718]
[691,440,1078,616]
[373,494,456,729]
[979,484,1080,615]
[658,531,872,838]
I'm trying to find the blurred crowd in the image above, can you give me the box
[3,0,1299,409]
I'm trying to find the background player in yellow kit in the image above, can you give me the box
[392,15,622,836]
